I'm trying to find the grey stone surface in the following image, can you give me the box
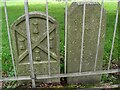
[11,12,60,82]
[67,2,106,84]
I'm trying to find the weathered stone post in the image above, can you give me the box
[11,12,60,82]
[66,2,106,84]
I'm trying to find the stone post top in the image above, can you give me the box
[72,2,100,5]
[11,11,58,28]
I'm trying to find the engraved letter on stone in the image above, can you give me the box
[50,37,54,49]
[19,38,26,50]
[35,48,40,61]
[33,22,39,34]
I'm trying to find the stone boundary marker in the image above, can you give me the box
[11,12,60,82]
[66,2,106,84]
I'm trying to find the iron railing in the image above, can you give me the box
[0,0,120,88]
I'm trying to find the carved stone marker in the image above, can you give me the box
[11,12,60,82]
[67,2,106,84]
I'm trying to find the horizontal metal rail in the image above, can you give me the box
[0,69,119,82]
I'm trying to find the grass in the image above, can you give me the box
[1,1,120,86]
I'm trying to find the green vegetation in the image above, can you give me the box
[2,1,119,85]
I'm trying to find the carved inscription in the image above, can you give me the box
[18,38,26,50]
[34,48,41,61]
[50,37,54,49]
[33,22,39,34]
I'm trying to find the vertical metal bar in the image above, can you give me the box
[46,0,51,76]
[118,0,120,69]
[79,1,86,73]
[108,1,119,70]
[64,0,68,74]
[94,0,104,71]
[3,0,17,77]
[0,2,2,89]
[24,0,36,88]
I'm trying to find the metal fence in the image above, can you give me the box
[0,0,120,88]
